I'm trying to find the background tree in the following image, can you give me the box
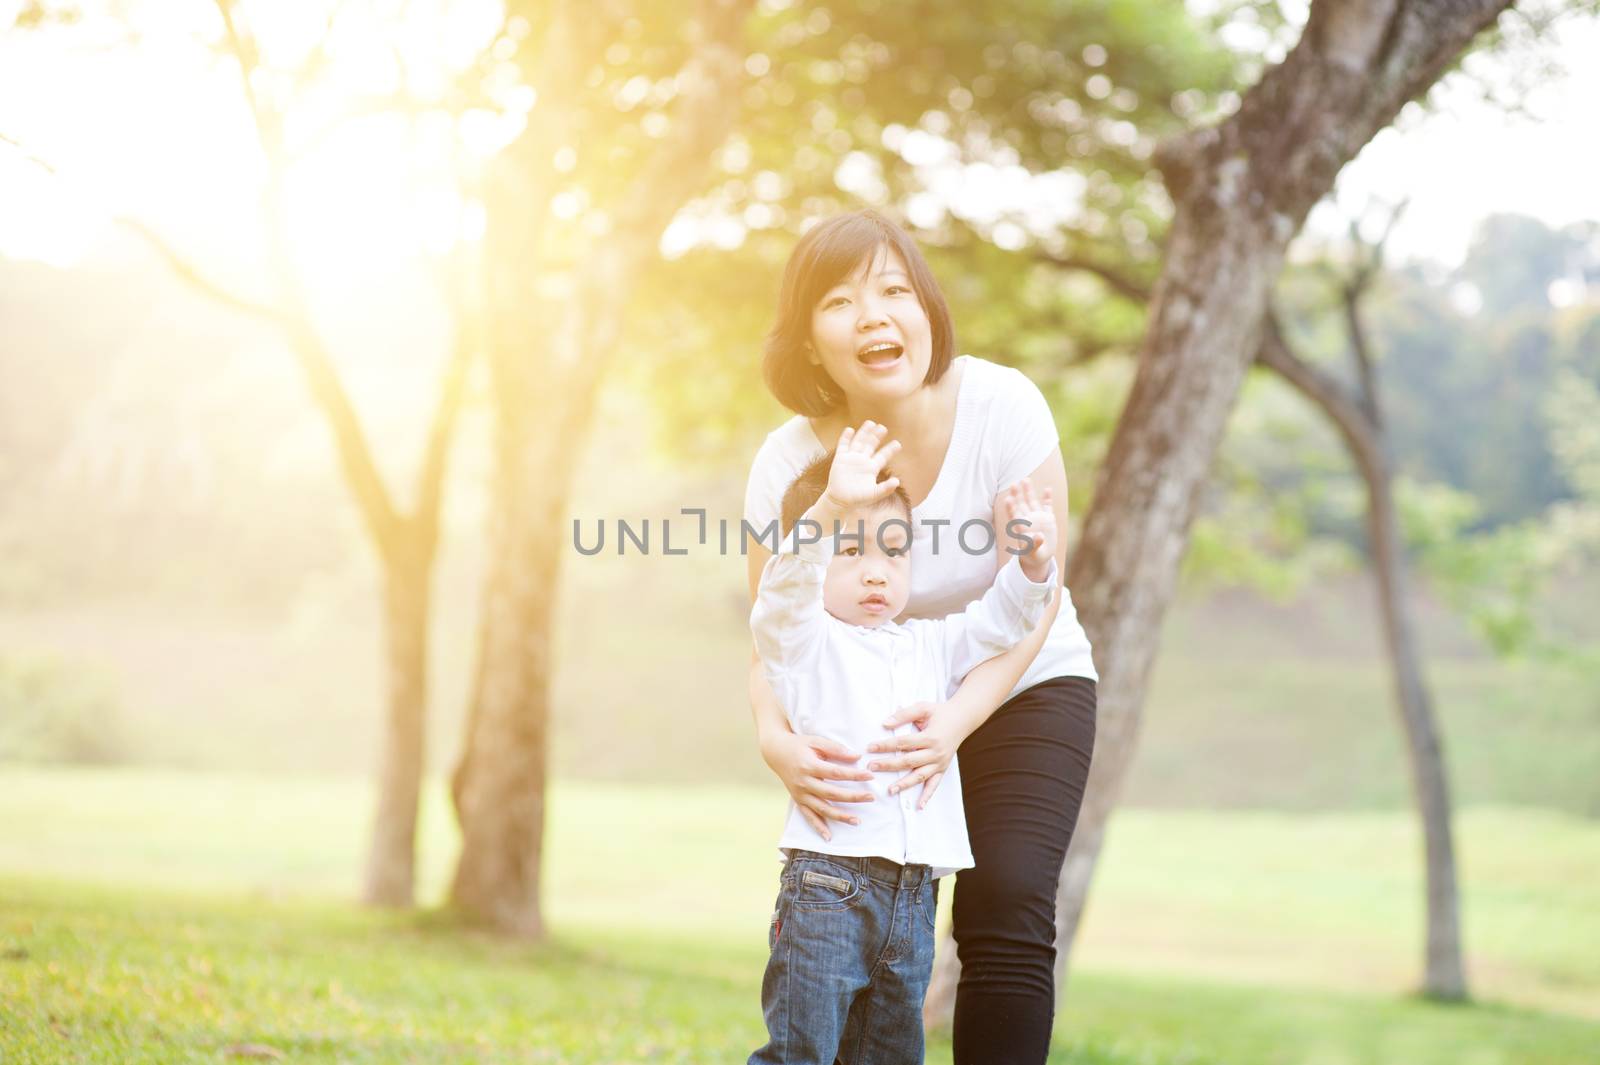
[6,1,480,908]
[446,0,756,936]
[1257,204,1467,998]
[207,0,481,911]
[1053,0,1523,1006]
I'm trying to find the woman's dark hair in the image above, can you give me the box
[762,209,956,417]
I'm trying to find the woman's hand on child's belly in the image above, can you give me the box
[763,729,876,842]
[864,700,960,810]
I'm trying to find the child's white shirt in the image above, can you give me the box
[750,535,1057,876]
[744,356,1098,694]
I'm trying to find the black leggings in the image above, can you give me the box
[950,675,1097,1065]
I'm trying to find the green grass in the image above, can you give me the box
[3,879,766,1064]
[2,768,1598,1063]
[7,879,1599,1065]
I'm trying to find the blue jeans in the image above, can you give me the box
[749,850,940,1065]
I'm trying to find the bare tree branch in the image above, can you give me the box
[1034,250,1153,304]
[289,4,342,99]
[1336,199,1407,423]
[285,89,426,164]
[2,131,281,323]
[609,0,756,237]
[547,0,758,436]
[1256,308,1372,445]
[1346,197,1409,291]
[1343,280,1382,425]
[211,0,277,152]
[414,267,482,553]
[118,218,280,323]
[204,0,412,556]
[0,131,57,173]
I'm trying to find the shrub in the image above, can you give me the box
[0,652,129,765]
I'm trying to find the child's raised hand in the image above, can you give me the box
[1003,477,1057,581]
[824,421,902,510]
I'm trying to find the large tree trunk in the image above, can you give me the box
[363,539,434,907]
[1259,310,1467,998]
[445,258,661,933]
[1042,0,1511,999]
[447,425,567,935]
[446,0,755,935]
[354,333,470,907]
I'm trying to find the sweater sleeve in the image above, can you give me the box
[748,535,835,679]
[936,556,1057,690]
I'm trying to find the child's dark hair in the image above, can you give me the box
[780,451,913,538]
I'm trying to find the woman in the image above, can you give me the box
[744,208,1098,1063]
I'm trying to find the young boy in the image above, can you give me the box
[748,420,1060,1065]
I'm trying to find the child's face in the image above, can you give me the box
[822,505,913,628]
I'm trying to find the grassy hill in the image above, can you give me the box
[3,346,1598,815]
[5,563,1596,815]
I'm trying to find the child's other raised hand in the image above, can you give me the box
[824,421,902,510]
[1003,477,1057,581]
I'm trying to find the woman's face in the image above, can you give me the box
[807,244,934,407]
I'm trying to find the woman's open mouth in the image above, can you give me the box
[856,341,904,371]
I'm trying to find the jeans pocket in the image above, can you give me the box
[793,862,862,910]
